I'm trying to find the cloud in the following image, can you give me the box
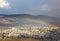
[33,0,60,12]
[40,4,57,12]
[26,0,60,17]
[0,0,10,9]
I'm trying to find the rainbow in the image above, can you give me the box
[17,17,54,27]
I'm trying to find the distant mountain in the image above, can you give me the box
[0,14,59,18]
[0,14,60,27]
[0,14,33,17]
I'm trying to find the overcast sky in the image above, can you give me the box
[0,0,60,18]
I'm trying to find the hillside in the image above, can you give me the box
[0,14,60,41]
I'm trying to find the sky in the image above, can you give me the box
[0,0,60,18]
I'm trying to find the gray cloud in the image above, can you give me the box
[24,0,60,17]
